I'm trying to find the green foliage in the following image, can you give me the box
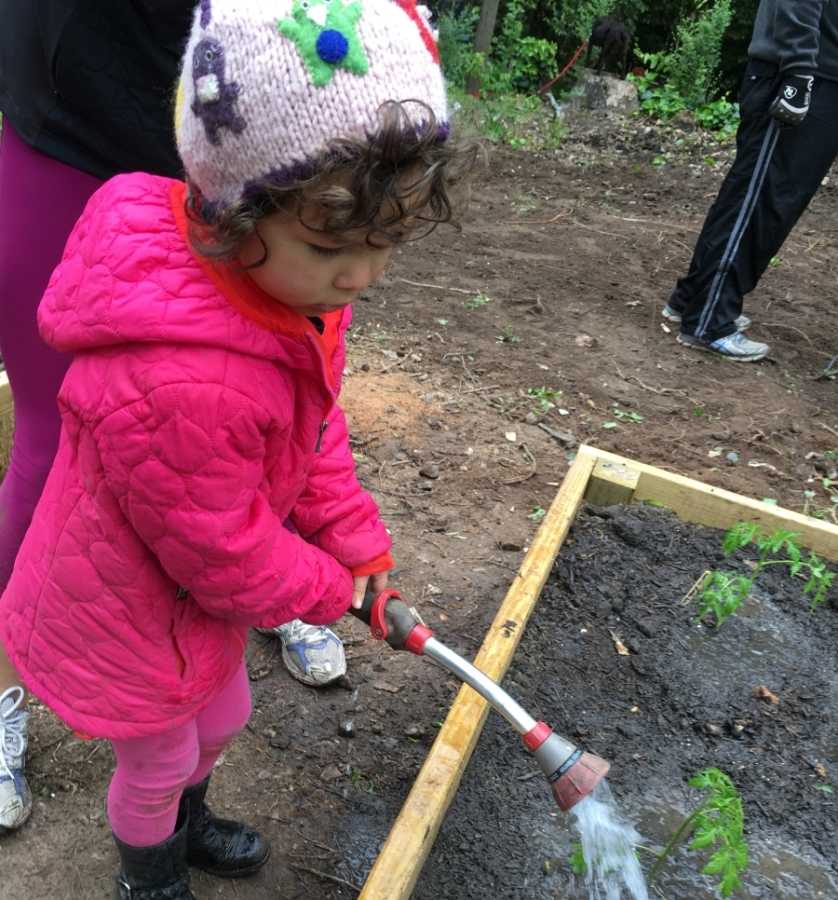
[491,0,558,93]
[667,0,733,107]
[528,505,547,522]
[527,386,562,412]
[650,768,748,897]
[450,88,564,150]
[547,0,616,44]
[696,524,836,627]
[631,46,739,137]
[437,5,483,87]
[568,841,588,876]
[464,292,492,309]
[686,769,749,897]
[693,95,739,139]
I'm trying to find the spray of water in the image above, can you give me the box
[570,779,650,900]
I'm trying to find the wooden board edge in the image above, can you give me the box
[358,448,598,900]
[585,456,640,506]
[580,445,838,562]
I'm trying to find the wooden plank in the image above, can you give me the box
[358,447,598,900]
[581,445,838,562]
[585,457,639,506]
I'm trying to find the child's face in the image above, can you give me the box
[237,206,395,317]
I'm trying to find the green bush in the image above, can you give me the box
[437,5,482,88]
[667,0,733,107]
[489,0,557,93]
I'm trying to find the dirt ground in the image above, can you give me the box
[414,505,838,899]
[2,109,837,899]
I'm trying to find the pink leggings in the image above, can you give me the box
[108,661,252,847]
[0,124,102,590]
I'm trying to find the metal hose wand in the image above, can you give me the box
[349,590,610,812]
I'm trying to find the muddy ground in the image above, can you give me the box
[412,504,838,900]
[2,107,837,899]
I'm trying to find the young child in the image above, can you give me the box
[0,1,474,896]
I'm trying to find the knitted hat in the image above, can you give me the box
[174,0,448,212]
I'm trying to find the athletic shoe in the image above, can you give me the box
[677,331,769,361]
[261,620,346,686]
[0,686,32,833]
[663,304,751,332]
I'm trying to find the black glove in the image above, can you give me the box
[769,72,815,126]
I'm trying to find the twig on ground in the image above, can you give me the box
[567,218,624,240]
[505,211,568,226]
[289,863,362,893]
[679,571,710,605]
[610,214,700,233]
[760,322,813,344]
[614,364,702,406]
[816,354,838,381]
[819,422,838,438]
[500,442,537,485]
[398,278,474,295]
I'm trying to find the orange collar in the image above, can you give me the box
[170,181,341,384]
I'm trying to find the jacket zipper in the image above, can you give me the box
[315,420,329,453]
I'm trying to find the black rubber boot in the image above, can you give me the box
[179,776,270,878]
[113,820,196,899]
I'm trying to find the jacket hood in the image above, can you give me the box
[38,173,344,373]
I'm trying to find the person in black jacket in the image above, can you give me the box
[663,0,838,361]
[0,0,353,837]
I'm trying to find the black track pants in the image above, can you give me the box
[670,61,838,342]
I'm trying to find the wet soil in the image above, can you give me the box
[2,106,837,899]
[411,504,838,900]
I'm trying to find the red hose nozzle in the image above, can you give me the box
[551,751,610,812]
[526,724,610,812]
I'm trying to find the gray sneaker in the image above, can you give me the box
[663,304,751,332]
[0,686,32,834]
[677,331,769,361]
[262,620,347,686]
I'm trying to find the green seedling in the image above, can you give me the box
[349,768,376,793]
[612,405,644,424]
[649,768,749,897]
[465,292,492,310]
[527,386,562,412]
[569,842,587,876]
[769,255,782,268]
[696,523,835,626]
[496,325,521,344]
[527,506,547,523]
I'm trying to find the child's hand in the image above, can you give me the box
[352,571,389,609]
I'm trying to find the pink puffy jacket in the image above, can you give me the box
[0,174,391,740]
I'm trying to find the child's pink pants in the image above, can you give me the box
[108,661,251,847]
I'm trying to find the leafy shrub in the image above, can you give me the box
[667,0,733,107]
[437,5,482,88]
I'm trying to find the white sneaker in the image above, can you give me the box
[261,620,346,686]
[663,304,751,332]
[0,686,32,834]
[677,330,769,361]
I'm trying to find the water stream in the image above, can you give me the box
[571,780,650,900]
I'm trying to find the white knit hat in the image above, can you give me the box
[174,0,448,212]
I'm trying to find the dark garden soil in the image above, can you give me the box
[409,504,838,900]
[2,106,837,899]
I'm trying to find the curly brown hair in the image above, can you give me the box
[186,101,482,262]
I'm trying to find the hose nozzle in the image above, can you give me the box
[550,750,610,811]
[524,723,610,812]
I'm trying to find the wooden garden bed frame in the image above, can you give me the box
[359,443,838,899]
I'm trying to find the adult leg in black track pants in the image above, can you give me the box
[665,61,838,360]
